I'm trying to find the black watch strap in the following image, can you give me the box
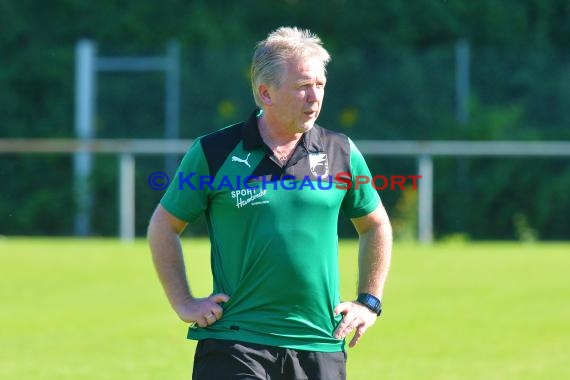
[356,293,382,316]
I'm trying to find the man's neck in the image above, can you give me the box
[258,115,303,147]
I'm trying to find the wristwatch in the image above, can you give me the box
[356,293,382,316]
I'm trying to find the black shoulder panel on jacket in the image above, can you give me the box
[199,123,244,177]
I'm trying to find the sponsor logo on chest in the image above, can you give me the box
[309,153,329,178]
[230,188,268,208]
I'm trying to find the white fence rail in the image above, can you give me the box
[2,139,570,243]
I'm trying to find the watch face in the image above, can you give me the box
[357,293,382,314]
[368,296,380,309]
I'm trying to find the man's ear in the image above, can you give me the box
[258,84,272,106]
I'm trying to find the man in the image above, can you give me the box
[148,26,392,379]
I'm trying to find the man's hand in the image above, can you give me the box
[333,301,377,348]
[175,293,230,327]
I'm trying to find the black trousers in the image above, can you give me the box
[192,339,347,380]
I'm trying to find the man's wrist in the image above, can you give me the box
[356,293,382,316]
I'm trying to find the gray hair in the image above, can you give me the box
[251,27,331,107]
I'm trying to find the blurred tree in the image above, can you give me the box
[1,0,569,239]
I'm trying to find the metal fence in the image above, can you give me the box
[2,138,569,243]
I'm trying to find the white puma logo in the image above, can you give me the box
[231,153,251,168]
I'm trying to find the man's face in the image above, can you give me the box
[267,56,326,134]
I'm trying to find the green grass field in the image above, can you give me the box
[1,238,569,380]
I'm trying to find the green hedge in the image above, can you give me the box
[1,1,569,239]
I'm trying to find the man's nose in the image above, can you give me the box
[306,85,319,102]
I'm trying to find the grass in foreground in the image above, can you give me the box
[1,238,569,380]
